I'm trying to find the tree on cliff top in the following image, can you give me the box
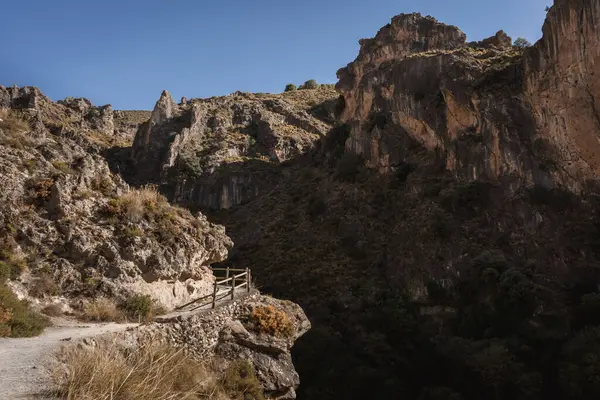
[514,37,532,48]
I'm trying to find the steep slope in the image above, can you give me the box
[128,87,340,210]
[0,86,231,310]
[206,2,600,399]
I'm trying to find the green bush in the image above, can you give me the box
[300,79,319,90]
[514,37,532,48]
[284,83,297,92]
[0,284,50,337]
[122,294,164,322]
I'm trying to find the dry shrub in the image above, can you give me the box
[0,108,33,148]
[52,340,263,400]
[90,176,114,196]
[27,177,55,205]
[105,185,167,223]
[0,108,30,133]
[248,305,294,337]
[42,303,64,317]
[81,298,125,322]
[0,306,13,324]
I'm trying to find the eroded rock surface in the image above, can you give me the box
[118,294,310,399]
[336,2,600,191]
[0,86,232,309]
[523,0,600,186]
[130,88,340,210]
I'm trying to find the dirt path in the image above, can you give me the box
[0,287,256,399]
[0,320,138,400]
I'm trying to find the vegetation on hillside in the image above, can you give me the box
[53,341,265,400]
[214,124,600,400]
[0,247,50,337]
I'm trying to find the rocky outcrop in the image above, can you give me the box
[0,86,232,309]
[113,109,152,143]
[118,294,310,399]
[336,2,600,191]
[523,0,600,186]
[130,88,339,210]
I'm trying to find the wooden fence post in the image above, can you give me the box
[231,274,236,300]
[211,279,218,309]
[246,268,250,293]
[226,267,230,280]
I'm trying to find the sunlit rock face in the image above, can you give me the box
[336,2,600,191]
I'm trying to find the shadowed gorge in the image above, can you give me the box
[121,1,600,398]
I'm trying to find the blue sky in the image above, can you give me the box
[1,0,550,110]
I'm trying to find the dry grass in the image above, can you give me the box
[52,340,264,400]
[80,295,165,323]
[81,298,125,323]
[105,186,190,244]
[0,108,30,133]
[85,130,132,149]
[106,185,168,223]
[0,108,34,148]
[248,305,294,337]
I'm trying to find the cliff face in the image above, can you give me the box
[524,0,600,185]
[129,88,340,210]
[336,2,600,191]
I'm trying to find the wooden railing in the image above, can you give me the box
[175,267,252,311]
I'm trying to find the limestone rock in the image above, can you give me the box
[0,86,233,310]
[122,294,311,399]
[523,0,600,188]
[335,3,600,191]
[130,88,339,210]
[470,30,513,49]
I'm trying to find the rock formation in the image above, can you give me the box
[124,294,311,399]
[336,2,600,191]
[0,86,232,309]
[523,0,600,186]
[129,88,340,209]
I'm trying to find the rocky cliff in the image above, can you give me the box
[336,1,600,191]
[129,88,340,210]
[1,85,311,399]
[0,86,231,310]
[523,0,600,186]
